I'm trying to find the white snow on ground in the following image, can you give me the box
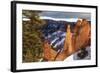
[40,16,80,22]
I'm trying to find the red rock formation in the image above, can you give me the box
[43,41,57,61]
[43,19,91,61]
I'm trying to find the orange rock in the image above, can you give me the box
[64,25,73,53]
[43,41,57,61]
[43,19,91,61]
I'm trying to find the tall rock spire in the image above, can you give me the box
[64,25,73,53]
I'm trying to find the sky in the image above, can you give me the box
[39,11,91,21]
[22,10,91,22]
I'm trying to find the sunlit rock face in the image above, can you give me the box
[43,19,91,61]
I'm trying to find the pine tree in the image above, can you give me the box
[22,10,46,62]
